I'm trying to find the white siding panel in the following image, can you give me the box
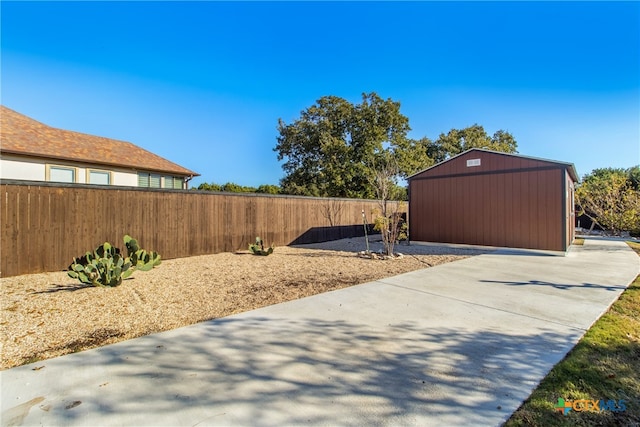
[114,171,138,187]
[0,158,45,181]
[75,167,87,184]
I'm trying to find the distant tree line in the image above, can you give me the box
[196,182,281,194]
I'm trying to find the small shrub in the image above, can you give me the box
[68,235,161,287]
[397,213,408,242]
[249,237,274,256]
[372,206,405,256]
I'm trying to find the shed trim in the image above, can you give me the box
[561,170,568,251]
[408,165,567,182]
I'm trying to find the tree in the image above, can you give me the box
[221,182,254,193]
[197,182,222,191]
[197,181,280,194]
[368,155,406,256]
[627,165,640,190]
[434,124,517,160]
[575,167,640,235]
[256,184,281,195]
[276,94,518,198]
[275,92,411,198]
[391,136,440,179]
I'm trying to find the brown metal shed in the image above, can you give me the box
[408,149,579,252]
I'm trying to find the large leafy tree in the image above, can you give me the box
[575,167,640,235]
[391,136,441,179]
[275,94,518,198]
[434,124,517,160]
[275,93,411,198]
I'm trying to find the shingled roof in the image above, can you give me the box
[0,106,198,177]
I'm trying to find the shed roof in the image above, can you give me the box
[0,106,199,177]
[408,148,579,182]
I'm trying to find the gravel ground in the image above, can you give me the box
[0,237,488,370]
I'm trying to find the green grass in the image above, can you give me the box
[573,238,585,246]
[504,242,640,426]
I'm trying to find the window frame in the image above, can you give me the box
[86,168,112,185]
[46,164,77,183]
[138,172,162,188]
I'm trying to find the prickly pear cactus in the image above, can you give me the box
[67,242,133,287]
[249,237,274,256]
[131,249,162,271]
[67,236,160,287]
[125,234,161,270]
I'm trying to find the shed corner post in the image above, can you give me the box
[561,168,570,252]
[406,181,411,245]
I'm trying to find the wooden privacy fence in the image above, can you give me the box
[1,181,399,277]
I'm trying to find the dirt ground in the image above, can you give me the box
[0,237,488,370]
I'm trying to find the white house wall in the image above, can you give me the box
[1,157,46,181]
[112,171,138,186]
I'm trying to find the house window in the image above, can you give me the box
[48,166,76,183]
[149,174,161,188]
[138,172,161,188]
[88,170,110,185]
[138,173,149,187]
[138,172,184,189]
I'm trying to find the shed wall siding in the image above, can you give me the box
[409,164,566,251]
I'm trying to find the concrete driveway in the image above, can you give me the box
[2,237,639,426]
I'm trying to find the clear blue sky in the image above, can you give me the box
[2,1,639,188]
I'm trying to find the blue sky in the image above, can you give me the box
[2,1,639,188]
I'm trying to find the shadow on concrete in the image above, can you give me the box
[579,244,635,254]
[479,279,627,292]
[491,249,558,257]
[294,239,493,257]
[581,235,639,243]
[21,317,577,426]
